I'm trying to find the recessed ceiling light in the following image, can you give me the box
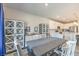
[56,16,60,18]
[45,3,48,7]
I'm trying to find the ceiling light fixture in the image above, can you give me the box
[45,3,48,7]
[73,22,78,26]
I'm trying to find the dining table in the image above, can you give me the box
[27,37,67,56]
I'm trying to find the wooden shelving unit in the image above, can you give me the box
[5,20,24,55]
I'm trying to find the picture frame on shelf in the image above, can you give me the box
[34,26,38,32]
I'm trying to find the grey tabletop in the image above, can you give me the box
[27,37,60,48]
[27,37,67,56]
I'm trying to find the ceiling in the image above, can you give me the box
[4,3,79,23]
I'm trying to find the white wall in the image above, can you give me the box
[49,20,63,29]
[63,22,79,34]
[63,22,79,29]
[4,6,63,33]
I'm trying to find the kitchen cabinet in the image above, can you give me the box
[39,24,49,34]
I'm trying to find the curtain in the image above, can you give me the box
[0,3,6,56]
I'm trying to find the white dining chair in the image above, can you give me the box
[14,39,23,56]
[61,40,77,56]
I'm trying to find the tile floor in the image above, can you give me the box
[75,45,79,56]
